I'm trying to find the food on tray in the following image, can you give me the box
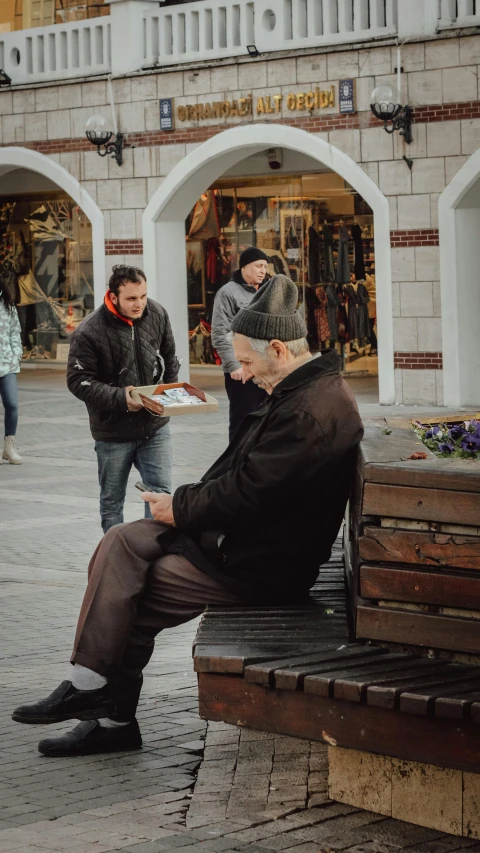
[150,388,203,406]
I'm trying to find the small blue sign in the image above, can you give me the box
[339,79,356,114]
[160,98,174,131]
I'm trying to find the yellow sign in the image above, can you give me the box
[177,87,336,122]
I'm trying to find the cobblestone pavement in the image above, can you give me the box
[0,368,476,853]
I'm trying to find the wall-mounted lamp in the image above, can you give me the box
[247,44,260,57]
[0,69,12,87]
[370,83,413,144]
[85,114,124,166]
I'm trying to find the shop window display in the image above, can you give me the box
[0,194,94,362]
[185,172,377,374]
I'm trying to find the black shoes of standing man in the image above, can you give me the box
[12,680,142,756]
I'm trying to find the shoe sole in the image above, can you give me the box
[39,741,142,757]
[12,705,115,725]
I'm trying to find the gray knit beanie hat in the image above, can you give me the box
[231,274,307,342]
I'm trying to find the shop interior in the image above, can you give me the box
[0,170,94,362]
[185,165,377,379]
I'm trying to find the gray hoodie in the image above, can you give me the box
[211,271,257,374]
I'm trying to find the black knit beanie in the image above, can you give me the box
[239,247,269,268]
[231,274,307,341]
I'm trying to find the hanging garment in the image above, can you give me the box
[322,223,335,281]
[188,318,219,365]
[264,249,290,277]
[206,238,219,285]
[188,191,220,241]
[335,224,351,284]
[364,273,376,320]
[336,285,349,344]
[325,284,340,341]
[344,282,370,341]
[308,226,322,285]
[314,287,330,342]
[305,285,319,348]
[351,223,366,280]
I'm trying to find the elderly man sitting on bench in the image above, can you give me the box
[12,275,364,757]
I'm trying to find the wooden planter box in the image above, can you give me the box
[346,421,480,660]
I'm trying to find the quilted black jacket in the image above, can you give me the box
[67,298,179,441]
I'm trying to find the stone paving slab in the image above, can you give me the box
[0,369,473,853]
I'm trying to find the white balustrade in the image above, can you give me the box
[0,17,111,85]
[1,0,479,86]
[438,0,480,27]
[142,0,399,69]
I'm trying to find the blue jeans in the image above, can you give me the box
[0,372,19,436]
[95,426,172,533]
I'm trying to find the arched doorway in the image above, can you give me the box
[439,149,480,407]
[143,124,394,404]
[0,147,104,363]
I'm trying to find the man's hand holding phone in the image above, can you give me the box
[135,481,175,526]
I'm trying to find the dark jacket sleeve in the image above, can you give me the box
[159,310,179,383]
[66,326,126,412]
[173,408,330,530]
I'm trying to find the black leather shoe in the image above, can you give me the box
[38,719,142,757]
[12,681,115,725]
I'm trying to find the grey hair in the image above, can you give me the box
[230,332,309,358]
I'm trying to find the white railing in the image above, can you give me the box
[142,0,399,68]
[438,0,480,28]
[0,16,111,85]
[2,0,479,86]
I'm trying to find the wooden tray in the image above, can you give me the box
[131,382,218,416]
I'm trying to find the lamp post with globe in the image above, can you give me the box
[370,83,413,144]
[85,114,124,166]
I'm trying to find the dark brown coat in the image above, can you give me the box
[172,351,363,603]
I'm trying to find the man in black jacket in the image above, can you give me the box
[67,265,179,532]
[13,275,363,757]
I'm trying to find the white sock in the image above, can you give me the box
[98,718,129,728]
[71,664,107,691]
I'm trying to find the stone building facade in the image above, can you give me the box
[0,16,479,406]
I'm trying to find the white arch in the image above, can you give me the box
[0,147,105,305]
[143,124,394,404]
[439,149,480,407]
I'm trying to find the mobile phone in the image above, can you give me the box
[135,481,149,492]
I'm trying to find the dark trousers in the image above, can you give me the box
[369,318,378,351]
[71,520,241,719]
[224,373,267,441]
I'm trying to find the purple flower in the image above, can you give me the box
[425,426,440,439]
[461,434,480,454]
[438,442,454,454]
[449,425,465,441]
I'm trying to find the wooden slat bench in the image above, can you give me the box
[193,575,480,774]
[348,421,480,661]
[194,541,349,675]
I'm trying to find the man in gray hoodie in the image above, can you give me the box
[211,247,269,439]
